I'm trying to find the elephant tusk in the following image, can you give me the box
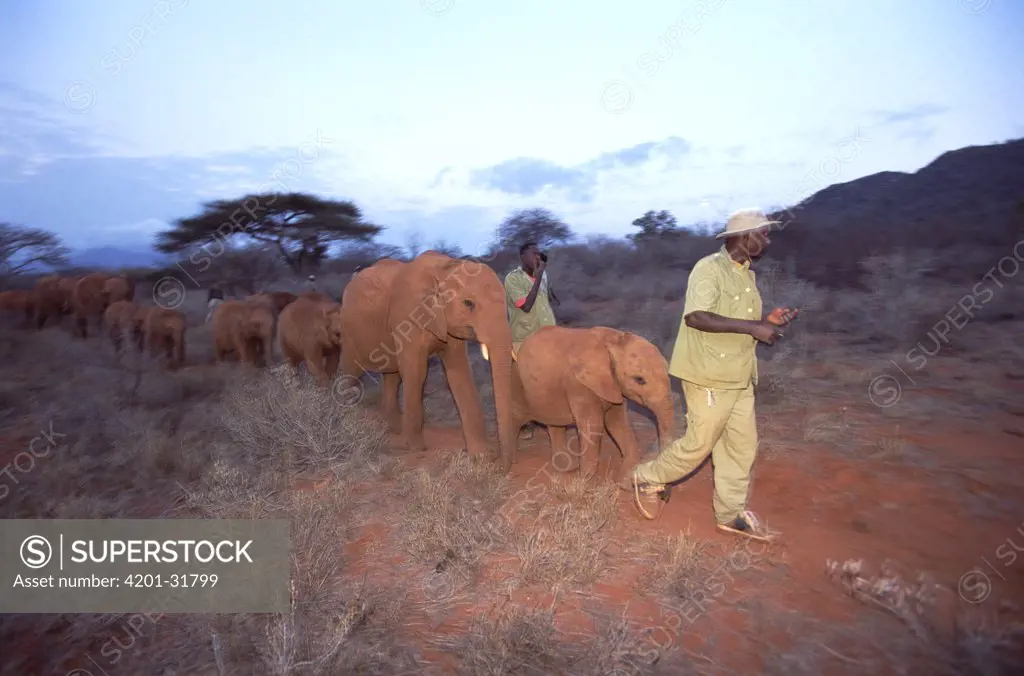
[480,343,489,361]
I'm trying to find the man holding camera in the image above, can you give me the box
[504,241,557,360]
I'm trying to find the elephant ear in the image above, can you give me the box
[421,277,449,342]
[570,333,624,405]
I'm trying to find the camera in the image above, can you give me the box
[539,252,548,263]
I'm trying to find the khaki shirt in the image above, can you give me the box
[504,267,556,347]
[668,246,763,390]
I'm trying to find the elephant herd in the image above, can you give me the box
[0,271,137,338]
[0,252,676,483]
[0,271,189,368]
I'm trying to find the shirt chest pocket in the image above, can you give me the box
[718,275,759,318]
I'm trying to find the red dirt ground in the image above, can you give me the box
[331,378,1024,673]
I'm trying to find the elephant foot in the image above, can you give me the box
[552,452,580,473]
[491,452,512,474]
[464,439,491,460]
[402,435,428,453]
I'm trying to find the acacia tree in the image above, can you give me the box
[628,209,679,242]
[495,207,573,250]
[0,222,70,283]
[155,192,383,275]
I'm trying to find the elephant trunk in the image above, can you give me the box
[488,348,516,471]
[476,322,515,471]
[651,396,676,452]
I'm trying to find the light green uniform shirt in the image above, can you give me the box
[504,267,556,347]
[668,245,763,390]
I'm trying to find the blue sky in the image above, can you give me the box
[1,0,1022,255]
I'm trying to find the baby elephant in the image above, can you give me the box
[512,326,674,484]
[144,307,187,370]
[277,296,345,386]
[211,300,275,367]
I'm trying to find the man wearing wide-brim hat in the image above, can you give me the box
[623,207,798,542]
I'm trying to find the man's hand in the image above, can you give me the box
[766,307,798,326]
[750,320,785,345]
[536,258,547,277]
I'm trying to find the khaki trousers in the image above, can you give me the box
[633,380,758,525]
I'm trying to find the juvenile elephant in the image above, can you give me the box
[211,300,275,367]
[277,296,344,385]
[144,307,187,369]
[339,251,516,470]
[0,290,35,328]
[244,292,297,361]
[71,272,114,338]
[511,326,675,484]
[103,275,135,304]
[32,275,74,329]
[102,300,141,352]
[247,291,297,315]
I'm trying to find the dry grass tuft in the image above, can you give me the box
[435,602,568,675]
[511,475,620,591]
[395,450,514,593]
[437,601,670,675]
[632,530,712,600]
[631,531,778,630]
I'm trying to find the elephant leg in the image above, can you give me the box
[164,334,175,364]
[549,425,577,473]
[262,335,272,367]
[324,347,340,383]
[398,350,430,452]
[382,372,402,432]
[568,398,607,482]
[236,336,253,365]
[306,348,330,387]
[603,402,639,484]
[439,340,489,457]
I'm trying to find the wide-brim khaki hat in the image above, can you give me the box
[715,208,781,239]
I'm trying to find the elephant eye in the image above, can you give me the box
[463,299,475,310]
[633,376,646,386]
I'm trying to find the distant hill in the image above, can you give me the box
[67,246,168,270]
[769,137,1024,287]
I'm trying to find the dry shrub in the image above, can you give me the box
[220,369,387,477]
[436,602,568,675]
[511,475,619,590]
[633,531,711,601]
[569,607,664,675]
[395,450,513,588]
[205,489,418,676]
[826,558,1024,675]
[188,419,418,675]
[438,602,664,676]
[632,531,776,627]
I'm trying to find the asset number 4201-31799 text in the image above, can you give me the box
[124,573,218,588]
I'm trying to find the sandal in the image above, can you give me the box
[716,510,777,543]
[632,472,668,520]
